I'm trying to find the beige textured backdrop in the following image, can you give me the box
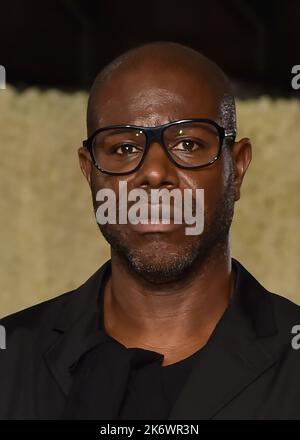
[0,86,299,318]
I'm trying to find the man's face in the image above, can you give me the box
[79,65,250,283]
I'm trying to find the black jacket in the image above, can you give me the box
[1,259,300,420]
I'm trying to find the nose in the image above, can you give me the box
[134,140,179,189]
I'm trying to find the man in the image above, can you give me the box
[0,41,300,420]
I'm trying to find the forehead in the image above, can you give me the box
[89,66,222,130]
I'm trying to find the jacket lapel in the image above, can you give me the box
[43,261,111,396]
[169,260,280,419]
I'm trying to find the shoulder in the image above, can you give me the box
[269,291,300,317]
[233,258,300,339]
[0,261,110,337]
[0,289,74,334]
[268,291,300,339]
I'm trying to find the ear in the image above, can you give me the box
[231,137,252,201]
[78,147,93,187]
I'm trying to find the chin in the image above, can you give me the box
[124,241,201,284]
[100,223,213,284]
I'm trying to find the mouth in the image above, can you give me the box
[126,203,184,233]
[128,221,183,233]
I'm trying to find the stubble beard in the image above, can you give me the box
[98,165,236,285]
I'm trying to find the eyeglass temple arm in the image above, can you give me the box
[224,129,237,138]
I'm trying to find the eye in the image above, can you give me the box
[172,140,202,152]
[115,143,141,155]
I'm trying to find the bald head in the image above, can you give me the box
[87,41,236,135]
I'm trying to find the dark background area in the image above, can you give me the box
[0,0,299,96]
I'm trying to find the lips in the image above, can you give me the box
[128,218,183,233]
[127,203,183,225]
[123,203,184,234]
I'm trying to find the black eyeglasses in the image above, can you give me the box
[83,118,236,175]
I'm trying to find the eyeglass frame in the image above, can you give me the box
[82,118,237,176]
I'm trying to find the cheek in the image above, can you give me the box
[90,172,134,208]
[178,159,227,214]
[90,170,111,209]
[206,159,229,202]
[91,162,121,192]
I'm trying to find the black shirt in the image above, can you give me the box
[64,263,205,419]
[2,259,300,420]
[161,350,204,417]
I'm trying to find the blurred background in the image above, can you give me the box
[0,0,299,317]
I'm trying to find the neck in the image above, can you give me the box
[103,241,235,365]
